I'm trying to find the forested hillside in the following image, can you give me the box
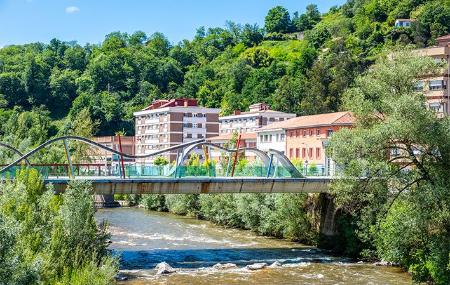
[1,0,450,148]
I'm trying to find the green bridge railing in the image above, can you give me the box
[0,164,326,179]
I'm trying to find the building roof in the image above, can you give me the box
[257,111,354,131]
[143,98,198,111]
[436,34,450,41]
[207,132,257,141]
[395,18,415,22]
[219,103,296,120]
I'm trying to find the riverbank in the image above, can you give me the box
[96,207,412,284]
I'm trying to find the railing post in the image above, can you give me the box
[273,160,278,178]
[231,134,241,177]
[225,152,232,177]
[117,134,126,179]
[63,139,75,179]
[266,154,274,178]
[175,149,180,178]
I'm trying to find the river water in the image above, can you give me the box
[96,208,411,285]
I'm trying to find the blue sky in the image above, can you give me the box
[0,0,345,47]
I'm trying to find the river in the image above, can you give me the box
[95,207,411,285]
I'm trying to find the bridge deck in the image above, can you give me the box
[46,177,332,194]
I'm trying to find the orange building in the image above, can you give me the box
[257,112,354,176]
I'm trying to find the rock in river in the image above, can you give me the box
[268,261,282,268]
[212,263,238,270]
[155,262,176,275]
[246,263,268,270]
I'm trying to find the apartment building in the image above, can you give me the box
[134,98,220,163]
[416,34,450,117]
[256,112,354,176]
[219,103,296,134]
[90,136,136,164]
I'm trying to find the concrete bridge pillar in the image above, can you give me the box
[94,195,119,208]
[318,193,339,248]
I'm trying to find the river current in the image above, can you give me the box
[95,208,411,285]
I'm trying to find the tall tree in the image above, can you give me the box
[328,51,450,284]
[265,6,292,33]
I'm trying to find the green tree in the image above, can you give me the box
[328,50,450,284]
[292,4,321,32]
[0,169,117,284]
[265,6,292,33]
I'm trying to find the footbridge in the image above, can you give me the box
[0,136,333,194]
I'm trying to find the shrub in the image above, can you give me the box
[0,169,118,284]
[165,194,200,216]
[140,194,167,211]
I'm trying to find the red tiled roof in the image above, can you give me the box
[257,111,354,131]
[143,98,198,110]
[207,132,257,141]
[436,34,450,41]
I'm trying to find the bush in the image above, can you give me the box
[165,194,200,216]
[140,194,167,211]
[199,194,244,228]
[0,169,117,284]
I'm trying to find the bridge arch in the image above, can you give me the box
[175,141,271,168]
[267,149,303,178]
[0,142,31,166]
[0,136,203,174]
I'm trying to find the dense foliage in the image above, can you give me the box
[328,52,450,284]
[2,0,450,146]
[140,193,320,244]
[0,169,117,284]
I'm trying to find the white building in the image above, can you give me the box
[219,103,296,135]
[256,127,286,154]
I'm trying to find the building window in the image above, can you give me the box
[197,134,204,139]
[429,80,446,90]
[302,148,306,158]
[184,113,192,117]
[429,103,441,112]
[414,81,424,91]
[185,133,192,138]
[309,148,313,158]
[316,148,321,159]
[316,129,320,136]
[296,130,300,137]
[303,130,307,137]
[289,148,294,158]
[280,134,285,141]
[309,130,313,136]
[327,130,333,137]
[296,148,300,158]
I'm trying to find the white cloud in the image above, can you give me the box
[65,6,80,14]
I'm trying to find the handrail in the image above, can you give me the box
[0,136,203,174]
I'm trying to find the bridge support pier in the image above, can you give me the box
[318,193,348,253]
[94,195,120,208]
